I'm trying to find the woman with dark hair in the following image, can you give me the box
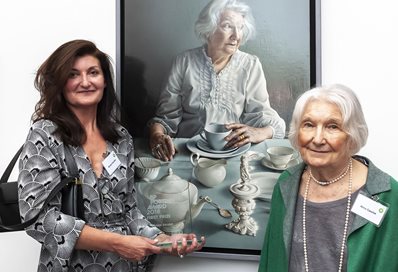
[18,39,203,272]
[148,0,285,161]
[33,39,120,146]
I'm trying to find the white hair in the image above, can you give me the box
[194,0,256,45]
[288,84,369,155]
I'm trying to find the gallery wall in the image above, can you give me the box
[0,1,116,271]
[0,0,397,271]
[321,0,398,179]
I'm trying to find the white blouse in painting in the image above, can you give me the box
[150,46,286,138]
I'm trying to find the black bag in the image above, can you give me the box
[60,146,85,219]
[0,145,83,232]
[0,146,23,228]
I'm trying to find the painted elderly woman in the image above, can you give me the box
[259,84,398,271]
[148,0,286,161]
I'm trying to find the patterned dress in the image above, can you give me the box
[18,119,161,272]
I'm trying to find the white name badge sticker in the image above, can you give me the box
[102,151,121,175]
[351,194,388,227]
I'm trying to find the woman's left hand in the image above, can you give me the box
[156,233,205,258]
[225,123,274,148]
[149,133,176,161]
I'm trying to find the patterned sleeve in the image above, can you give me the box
[18,121,85,271]
[123,133,162,238]
[241,57,286,139]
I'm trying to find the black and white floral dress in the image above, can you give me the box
[18,119,161,272]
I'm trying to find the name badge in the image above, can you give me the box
[351,193,388,227]
[102,151,121,175]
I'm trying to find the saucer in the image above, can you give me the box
[236,172,279,201]
[261,152,301,171]
[186,135,251,159]
[196,139,238,154]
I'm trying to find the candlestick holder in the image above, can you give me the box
[225,151,261,236]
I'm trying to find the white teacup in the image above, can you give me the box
[200,123,231,151]
[266,146,297,168]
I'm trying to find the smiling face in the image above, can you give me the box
[298,100,350,170]
[63,55,105,112]
[207,9,244,60]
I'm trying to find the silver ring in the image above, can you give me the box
[151,144,161,152]
[151,146,158,156]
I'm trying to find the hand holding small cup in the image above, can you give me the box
[200,123,231,151]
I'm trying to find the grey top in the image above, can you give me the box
[289,189,361,272]
[18,119,161,272]
[150,46,286,138]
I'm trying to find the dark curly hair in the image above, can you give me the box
[33,39,121,146]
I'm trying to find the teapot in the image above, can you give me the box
[190,153,227,187]
[137,168,208,234]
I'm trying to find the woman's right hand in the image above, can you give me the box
[112,234,162,261]
[149,123,175,161]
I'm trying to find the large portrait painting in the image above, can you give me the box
[118,0,320,258]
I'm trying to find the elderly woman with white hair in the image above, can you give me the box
[148,0,285,161]
[259,84,398,272]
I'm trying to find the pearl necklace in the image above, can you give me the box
[309,161,350,186]
[303,158,353,272]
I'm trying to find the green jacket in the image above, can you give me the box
[259,156,398,272]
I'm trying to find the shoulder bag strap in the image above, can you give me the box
[0,145,79,231]
[0,146,23,185]
[64,145,79,178]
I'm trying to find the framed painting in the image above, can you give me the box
[117,0,321,259]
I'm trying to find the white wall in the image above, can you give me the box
[321,0,398,179]
[0,0,116,175]
[1,0,397,271]
[0,1,115,271]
